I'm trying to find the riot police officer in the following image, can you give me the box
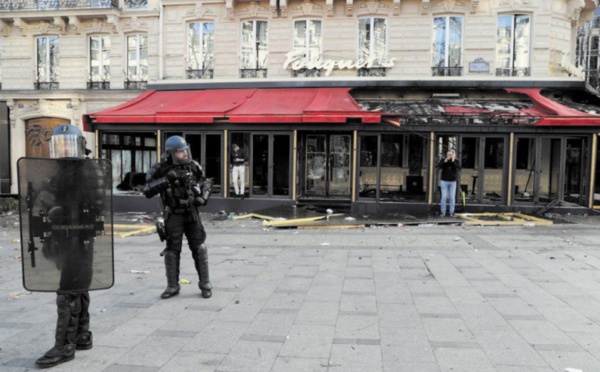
[18,124,113,368]
[143,135,213,299]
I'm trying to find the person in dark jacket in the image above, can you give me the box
[230,143,248,198]
[436,149,461,217]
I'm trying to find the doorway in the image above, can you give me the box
[25,118,70,158]
[304,134,352,198]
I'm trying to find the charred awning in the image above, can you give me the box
[83,88,381,127]
[361,88,600,127]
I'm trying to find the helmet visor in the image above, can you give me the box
[50,134,85,159]
[171,148,192,165]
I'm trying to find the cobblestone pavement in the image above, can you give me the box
[1,211,600,372]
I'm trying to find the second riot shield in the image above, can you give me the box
[17,157,114,292]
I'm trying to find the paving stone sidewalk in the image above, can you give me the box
[1,213,600,372]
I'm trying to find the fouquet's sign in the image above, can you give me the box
[283,51,396,76]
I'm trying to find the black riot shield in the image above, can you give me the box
[17,157,114,292]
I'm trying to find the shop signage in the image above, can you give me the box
[283,51,396,76]
[469,58,490,73]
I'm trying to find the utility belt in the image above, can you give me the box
[165,204,190,215]
[232,162,244,167]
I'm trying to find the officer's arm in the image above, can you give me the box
[143,163,170,199]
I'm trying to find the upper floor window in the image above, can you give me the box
[496,14,531,77]
[292,19,322,77]
[240,20,268,78]
[187,22,215,79]
[125,0,147,9]
[126,34,148,89]
[432,16,463,76]
[36,36,59,90]
[89,35,111,89]
[358,18,387,76]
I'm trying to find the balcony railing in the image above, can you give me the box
[495,67,531,77]
[87,81,110,90]
[432,66,463,77]
[292,68,321,78]
[0,0,118,11]
[357,67,387,77]
[34,81,59,90]
[186,69,214,80]
[124,81,147,90]
[240,69,267,79]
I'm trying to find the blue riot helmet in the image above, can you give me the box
[164,135,191,165]
[49,124,87,159]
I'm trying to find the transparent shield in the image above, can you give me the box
[18,158,114,292]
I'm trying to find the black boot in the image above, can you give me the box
[161,251,181,299]
[36,294,79,368]
[76,292,92,350]
[193,244,213,298]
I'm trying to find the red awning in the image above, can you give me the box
[85,88,380,126]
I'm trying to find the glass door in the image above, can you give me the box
[305,134,352,197]
[250,133,291,198]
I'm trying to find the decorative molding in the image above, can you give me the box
[422,0,430,14]
[326,0,334,16]
[431,0,467,13]
[68,16,81,34]
[393,0,401,15]
[83,19,116,34]
[121,16,150,33]
[355,0,391,15]
[288,0,325,17]
[498,0,531,7]
[0,19,9,37]
[28,21,63,36]
[17,99,72,119]
[470,0,479,13]
[184,3,216,19]
[53,16,66,34]
[13,18,28,35]
[346,0,354,16]
[567,0,585,25]
[270,0,278,16]
[226,0,235,20]
[237,1,271,18]
[106,14,119,33]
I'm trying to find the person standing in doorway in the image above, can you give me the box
[436,149,461,217]
[230,143,248,199]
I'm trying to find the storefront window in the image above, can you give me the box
[359,135,378,198]
[89,35,111,89]
[187,22,215,79]
[432,16,463,76]
[101,132,156,191]
[496,14,531,76]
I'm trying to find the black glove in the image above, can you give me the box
[193,196,206,206]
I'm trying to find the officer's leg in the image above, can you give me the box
[75,291,92,350]
[186,221,212,298]
[162,214,184,299]
[36,293,80,368]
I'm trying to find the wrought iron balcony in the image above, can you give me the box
[357,67,387,77]
[34,81,59,90]
[432,66,463,77]
[292,68,321,78]
[495,67,531,77]
[124,80,147,90]
[0,0,118,11]
[87,81,110,90]
[240,69,267,79]
[186,69,214,80]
